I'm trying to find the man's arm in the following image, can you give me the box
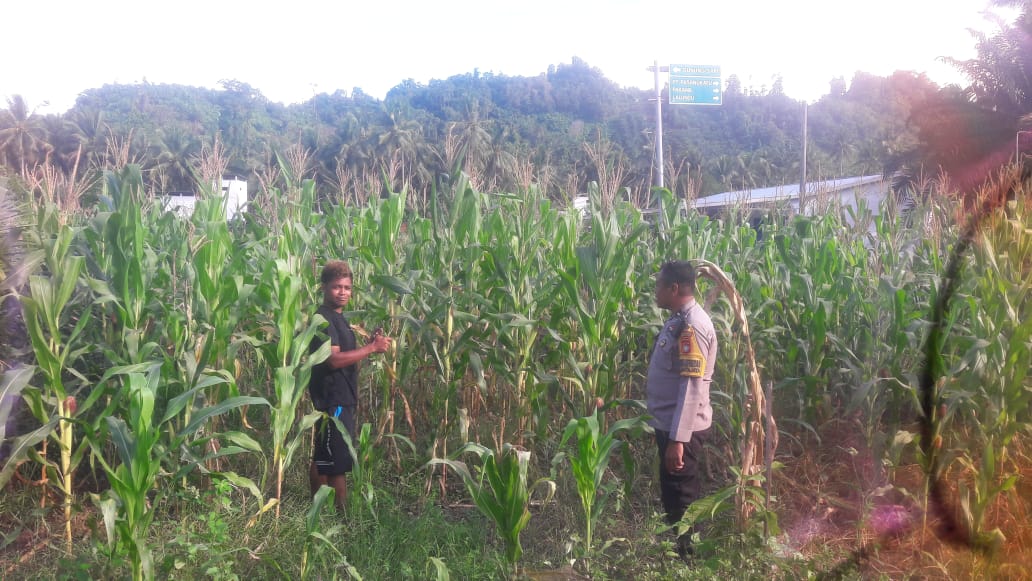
[325,334,391,369]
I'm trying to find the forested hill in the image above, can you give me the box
[0,57,966,202]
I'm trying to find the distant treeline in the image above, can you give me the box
[3,18,1030,205]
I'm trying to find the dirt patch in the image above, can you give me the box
[772,417,1032,579]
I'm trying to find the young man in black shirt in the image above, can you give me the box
[308,260,392,509]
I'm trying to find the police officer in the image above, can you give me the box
[646,260,718,559]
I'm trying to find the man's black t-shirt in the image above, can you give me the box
[309,305,359,411]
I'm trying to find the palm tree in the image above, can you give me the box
[376,110,428,194]
[0,182,29,364]
[311,109,361,185]
[41,116,84,175]
[711,155,740,191]
[377,113,421,162]
[150,127,200,192]
[895,5,1032,193]
[452,104,492,175]
[0,95,48,174]
[744,152,775,188]
[68,108,108,170]
[941,8,1032,121]
[481,128,518,192]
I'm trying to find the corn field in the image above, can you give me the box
[0,164,1030,579]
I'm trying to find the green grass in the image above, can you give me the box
[1,447,869,581]
[5,434,1021,580]
[1,465,503,580]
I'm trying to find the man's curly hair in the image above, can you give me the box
[321,260,353,285]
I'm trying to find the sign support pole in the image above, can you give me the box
[649,62,721,234]
[648,60,668,237]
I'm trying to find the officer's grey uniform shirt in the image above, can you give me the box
[646,298,717,442]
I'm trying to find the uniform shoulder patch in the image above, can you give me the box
[679,324,705,378]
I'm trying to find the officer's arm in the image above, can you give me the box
[669,324,708,442]
[670,376,704,442]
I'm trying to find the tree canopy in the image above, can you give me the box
[1,32,1022,206]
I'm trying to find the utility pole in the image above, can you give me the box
[647,60,668,235]
[652,60,665,190]
[647,62,720,230]
[799,101,808,215]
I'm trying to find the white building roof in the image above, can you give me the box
[692,175,884,209]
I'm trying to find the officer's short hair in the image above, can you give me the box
[321,260,353,285]
[658,260,696,294]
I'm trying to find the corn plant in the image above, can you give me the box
[0,184,39,364]
[386,182,487,488]
[185,189,250,386]
[672,466,777,538]
[478,193,562,439]
[83,166,157,363]
[694,259,776,526]
[332,420,415,517]
[19,207,90,555]
[0,366,49,487]
[91,363,265,581]
[257,257,329,517]
[341,421,378,515]
[941,200,1031,548]
[167,191,258,474]
[301,485,362,580]
[92,368,163,581]
[554,408,646,556]
[428,443,554,575]
[415,181,484,462]
[556,193,645,410]
[847,201,937,474]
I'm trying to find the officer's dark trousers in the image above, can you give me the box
[654,427,709,527]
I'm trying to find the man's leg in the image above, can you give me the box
[322,410,354,512]
[312,417,332,498]
[327,474,348,511]
[310,461,327,498]
[655,429,709,557]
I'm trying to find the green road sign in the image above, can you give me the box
[669,64,722,105]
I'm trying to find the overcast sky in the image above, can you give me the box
[2,0,1014,114]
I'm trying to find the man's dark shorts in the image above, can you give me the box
[313,406,357,475]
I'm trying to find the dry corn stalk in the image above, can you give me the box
[694,259,777,525]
